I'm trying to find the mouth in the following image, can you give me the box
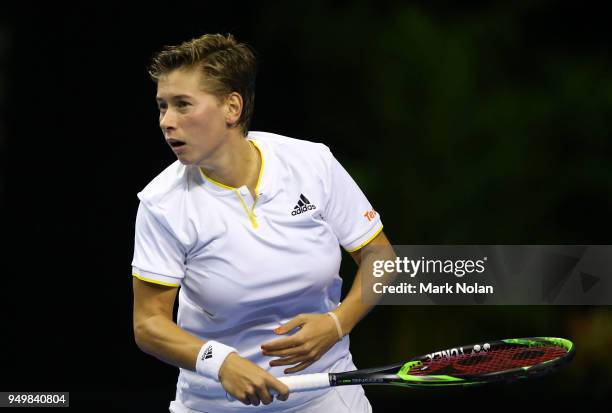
[167,138,186,148]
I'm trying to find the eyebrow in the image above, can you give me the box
[155,95,194,102]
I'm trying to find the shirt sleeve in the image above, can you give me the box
[323,151,383,252]
[131,202,185,287]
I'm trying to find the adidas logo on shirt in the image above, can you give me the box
[201,345,213,361]
[291,194,317,216]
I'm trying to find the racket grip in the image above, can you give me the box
[276,373,331,393]
[226,373,331,402]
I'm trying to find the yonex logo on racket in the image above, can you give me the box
[201,345,213,361]
[425,347,466,361]
[425,343,491,361]
[291,194,316,216]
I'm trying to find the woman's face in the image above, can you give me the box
[156,67,229,165]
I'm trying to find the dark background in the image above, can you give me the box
[1,1,611,411]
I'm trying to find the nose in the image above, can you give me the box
[159,108,176,131]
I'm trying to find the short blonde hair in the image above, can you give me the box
[149,33,257,135]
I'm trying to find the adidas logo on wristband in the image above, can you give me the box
[195,341,237,381]
[201,345,213,360]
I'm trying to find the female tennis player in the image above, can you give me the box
[131,33,392,412]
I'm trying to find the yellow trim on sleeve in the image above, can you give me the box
[345,225,384,253]
[132,272,180,287]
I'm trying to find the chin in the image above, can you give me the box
[174,153,197,165]
[177,158,196,166]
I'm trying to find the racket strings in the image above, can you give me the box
[410,345,567,376]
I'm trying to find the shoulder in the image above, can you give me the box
[137,161,197,213]
[249,131,331,154]
[249,131,334,169]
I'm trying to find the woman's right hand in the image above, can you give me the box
[219,353,290,406]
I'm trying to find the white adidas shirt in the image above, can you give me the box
[132,131,383,412]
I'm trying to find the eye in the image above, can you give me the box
[157,102,167,111]
[177,101,190,108]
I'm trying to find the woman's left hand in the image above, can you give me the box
[260,313,340,374]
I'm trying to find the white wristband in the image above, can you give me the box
[195,340,237,381]
[327,312,343,341]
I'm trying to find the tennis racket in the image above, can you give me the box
[257,337,574,396]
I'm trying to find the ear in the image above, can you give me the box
[224,92,243,127]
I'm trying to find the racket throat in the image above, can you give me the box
[331,372,402,386]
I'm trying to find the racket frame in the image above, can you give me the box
[331,337,575,388]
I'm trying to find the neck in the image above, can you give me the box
[199,130,260,191]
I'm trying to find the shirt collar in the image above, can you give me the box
[195,134,282,202]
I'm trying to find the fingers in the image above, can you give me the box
[232,388,253,406]
[269,354,305,367]
[262,339,309,357]
[238,380,275,406]
[256,384,274,406]
[247,392,259,406]
[274,314,306,335]
[221,355,287,406]
[276,391,289,402]
[264,343,321,366]
[261,336,301,352]
[263,313,336,373]
[284,360,315,374]
[270,377,290,402]
[261,315,308,351]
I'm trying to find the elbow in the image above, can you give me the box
[133,314,170,354]
[133,317,152,352]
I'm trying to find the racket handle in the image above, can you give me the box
[226,373,331,402]
[276,373,331,393]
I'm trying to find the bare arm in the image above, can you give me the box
[334,230,394,336]
[132,277,203,369]
[132,277,289,405]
